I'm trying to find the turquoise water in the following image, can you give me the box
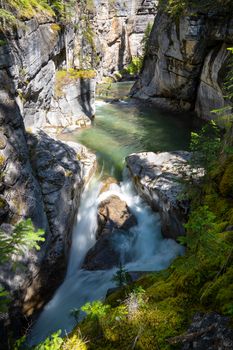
[61,82,196,179]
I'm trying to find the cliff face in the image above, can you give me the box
[0,93,96,336]
[0,1,157,335]
[0,18,96,132]
[131,9,233,119]
[0,1,157,131]
[0,10,98,335]
[74,0,157,77]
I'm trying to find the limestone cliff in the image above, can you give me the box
[0,93,96,338]
[0,18,96,132]
[74,0,157,77]
[131,8,233,119]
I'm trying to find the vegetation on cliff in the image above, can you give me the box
[55,68,96,97]
[0,0,77,28]
[0,219,45,312]
[161,0,233,17]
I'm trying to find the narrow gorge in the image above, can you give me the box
[0,1,233,349]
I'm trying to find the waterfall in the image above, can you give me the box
[66,179,102,276]
[29,174,184,345]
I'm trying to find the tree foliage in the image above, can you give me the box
[161,0,233,17]
[190,120,221,172]
[112,263,131,288]
[0,0,77,29]
[0,219,45,264]
[0,219,45,312]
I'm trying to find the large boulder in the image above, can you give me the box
[82,194,137,270]
[126,151,193,239]
[97,195,137,238]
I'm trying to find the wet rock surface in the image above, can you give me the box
[126,151,194,239]
[96,195,137,238]
[22,131,96,316]
[83,194,137,270]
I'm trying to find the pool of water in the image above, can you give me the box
[60,82,196,179]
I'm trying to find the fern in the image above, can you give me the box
[0,219,45,312]
[0,219,45,264]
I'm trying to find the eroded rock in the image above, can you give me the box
[22,131,96,317]
[97,195,137,238]
[131,8,233,119]
[126,151,194,239]
[82,194,137,270]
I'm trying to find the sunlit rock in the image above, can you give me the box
[126,151,193,239]
[82,194,137,270]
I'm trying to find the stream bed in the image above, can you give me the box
[29,82,196,344]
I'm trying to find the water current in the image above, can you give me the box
[29,82,196,344]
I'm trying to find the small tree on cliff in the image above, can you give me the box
[112,263,131,288]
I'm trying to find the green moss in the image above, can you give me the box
[219,160,233,197]
[0,154,6,167]
[0,0,54,29]
[0,196,7,209]
[160,0,233,18]
[55,68,96,97]
[50,23,61,32]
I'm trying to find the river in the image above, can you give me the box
[29,82,196,345]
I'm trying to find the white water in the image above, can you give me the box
[29,175,184,345]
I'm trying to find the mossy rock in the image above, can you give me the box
[0,153,6,168]
[219,160,233,197]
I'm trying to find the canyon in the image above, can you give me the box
[0,0,233,349]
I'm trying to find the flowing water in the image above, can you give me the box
[29,82,196,344]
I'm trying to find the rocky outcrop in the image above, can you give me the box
[0,18,96,132]
[83,194,137,270]
[0,96,96,330]
[0,91,47,229]
[126,151,194,239]
[74,0,158,77]
[168,313,233,349]
[21,133,96,317]
[46,78,95,134]
[131,9,233,119]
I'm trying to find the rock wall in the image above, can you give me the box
[0,92,96,339]
[73,0,158,77]
[0,0,157,131]
[131,9,233,119]
[0,18,96,132]
[0,1,157,340]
